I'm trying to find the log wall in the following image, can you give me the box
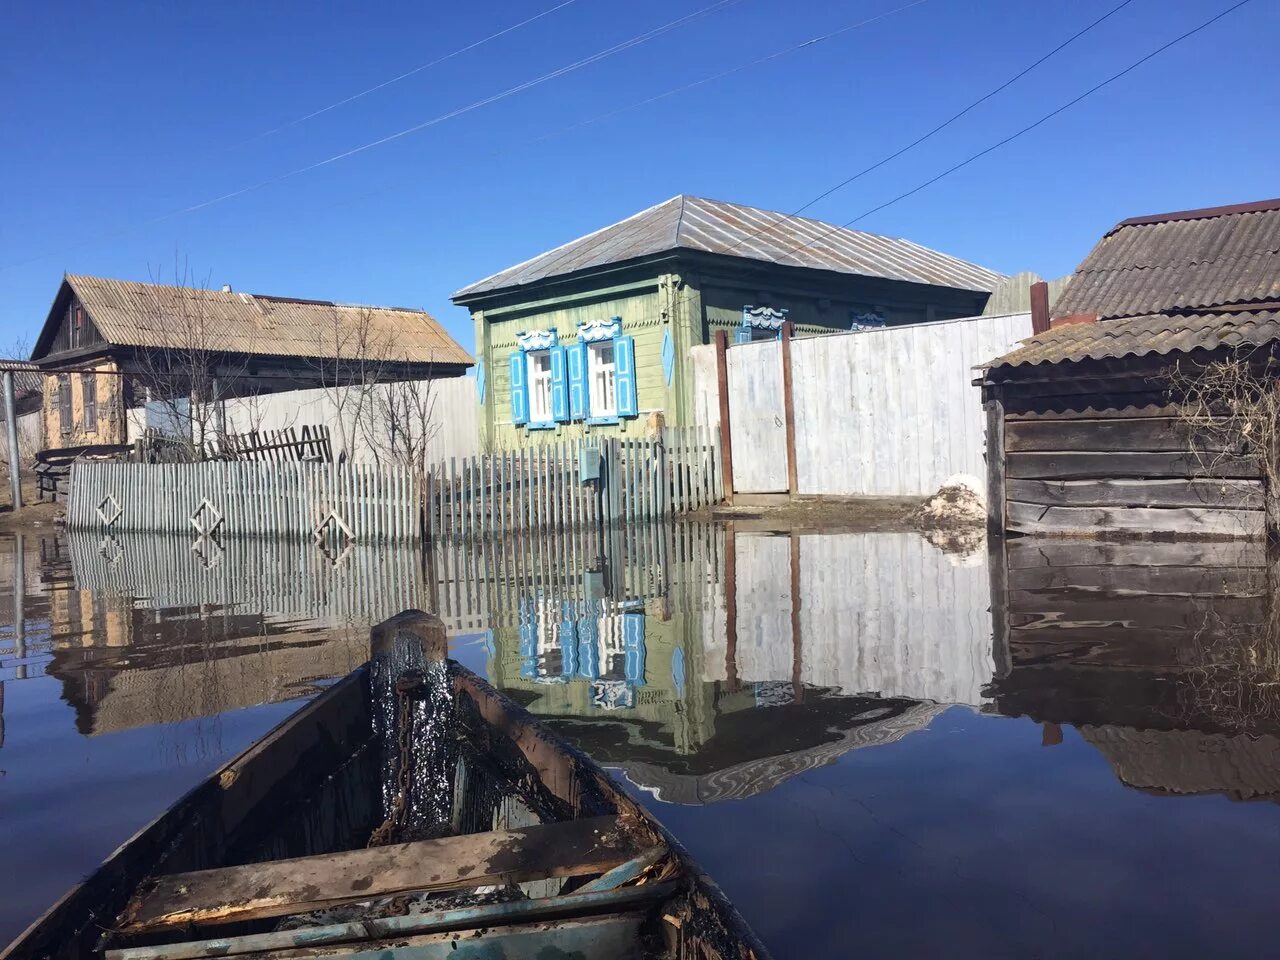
[996,402,1264,538]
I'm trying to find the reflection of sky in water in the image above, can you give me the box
[3,528,1280,958]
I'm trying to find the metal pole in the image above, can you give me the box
[3,371,21,511]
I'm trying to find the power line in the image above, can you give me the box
[0,0,743,273]
[227,0,583,150]
[667,0,1137,274]
[520,0,932,149]
[769,0,1255,265]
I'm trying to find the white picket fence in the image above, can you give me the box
[67,460,421,542]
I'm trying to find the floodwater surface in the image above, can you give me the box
[1,527,1279,958]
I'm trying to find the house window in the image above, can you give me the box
[82,374,97,433]
[57,374,72,435]
[588,340,616,418]
[527,350,553,425]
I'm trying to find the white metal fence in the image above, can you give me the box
[694,312,1033,496]
[67,460,421,542]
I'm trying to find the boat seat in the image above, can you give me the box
[119,815,636,932]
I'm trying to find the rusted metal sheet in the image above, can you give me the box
[454,195,1003,299]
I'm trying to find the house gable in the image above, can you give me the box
[31,279,109,364]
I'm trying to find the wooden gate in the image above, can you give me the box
[726,340,788,494]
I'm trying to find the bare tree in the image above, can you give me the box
[128,262,261,461]
[367,379,440,474]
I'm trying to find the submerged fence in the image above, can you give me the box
[67,461,421,542]
[426,427,722,540]
[66,428,722,543]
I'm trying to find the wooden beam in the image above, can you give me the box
[1030,281,1050,334]
[985,399,1006,538]
[779,321,798,497]
[120,816,634,932]
[1006,450,1257,480]
[1006,501,1264,538]
[1006,478,1264,510]
[714,330,734,505]
[3,371,21,511]
[106,885,675,960]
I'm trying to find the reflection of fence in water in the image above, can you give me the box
[67,530,425,626]
[427,521,723,635]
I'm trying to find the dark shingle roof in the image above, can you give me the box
[989,199,1280,372]
[454,195,1003,299]
[1053,199,1280,320]
[987,309,1280,368]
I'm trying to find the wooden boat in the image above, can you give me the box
[3,612,770,960]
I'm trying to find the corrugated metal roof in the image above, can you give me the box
[453,195,1004,299]
[56,275,473,367]
[0,359,43,402]
[985,309,1280,370]
[1053,203,1280,320]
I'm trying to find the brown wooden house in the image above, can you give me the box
[980,198,1280,539]
[30,274,472,452]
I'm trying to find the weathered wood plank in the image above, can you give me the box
[1006,451,1257,480]
[228,914,647,960]
[1007,563,1268,596]
[1005,478,1264,510]
[1007,501,1263,537]
[1005,537,1267,569]
[1004,416,1238,453]
[1007,591,1264,628]
[121,816,633,931]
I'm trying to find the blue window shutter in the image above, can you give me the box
[615,335,638,418]
[622,612,646,686]
[550,345,569,422]
[567,341,587,420]
[475,360,486,403]
[559,603,578,678]
[509,351,528,426]
[518,601,536,679]
[661,327,676,386]
[576,613,600,679]
[735,322,752,344]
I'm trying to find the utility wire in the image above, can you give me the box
[0,0,742,273]
[666,0,1137,273]
[229,0,582,150]
[766,0,1255,266]
[520,0,931,148]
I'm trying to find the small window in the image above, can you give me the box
[82,374,97,433]
[73,305,83,329]
[58,374,72,435]
[588,340,616,418]
[527,350,553,424]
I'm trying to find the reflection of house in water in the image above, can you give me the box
[460,525,996,802]
[22,532,423,736]
[988,537,1280,801]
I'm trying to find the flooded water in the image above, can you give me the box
[3,526,1280,957]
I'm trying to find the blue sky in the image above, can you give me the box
[2,0,1275,357]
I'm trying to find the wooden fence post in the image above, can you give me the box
[714,330,734,506]
[779,320,798,498]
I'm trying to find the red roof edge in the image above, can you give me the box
[1108,197,1280,235]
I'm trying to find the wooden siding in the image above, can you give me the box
[478,281,673,449]
[42,361,123,447]
[1000,411,1265,538]
[42,294,106,358]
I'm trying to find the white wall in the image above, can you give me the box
[0,410,41,470]
[219,376,479,465]
[704,531,994,707]
[693,312,1033,496]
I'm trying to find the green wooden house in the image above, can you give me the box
[453,194,1003,449]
